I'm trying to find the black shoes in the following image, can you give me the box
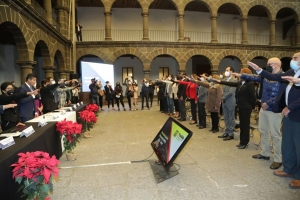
[209,129,219,133]
[223,136,234,141]
[178,118,186,121]
[252,154,270,160]
[270,162,282,170]
[218,133,228,138]
[198,126,206,129]
[238,144,248,149]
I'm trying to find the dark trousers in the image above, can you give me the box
[1,121,18,131]
[115,96,125,108]
[76,32,82,41]
[190,99,197,122]
[198,102,206,127]
[98,95,103,108]
[107,99,114,108]
[178,98,186,120]
[159,98,164,111]
[238,108,252,145]
[72,96,79,104]
[141,93,149,109]
[173,98,179,112]
[282,117,300,179]
[149,93,153,106]
[20,116,33,123]
[211,112,219,130]
[127,95,131,109]
[163,96,168,112]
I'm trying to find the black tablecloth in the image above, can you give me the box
[0,122,62,200]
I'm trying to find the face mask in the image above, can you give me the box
[219,75,223,79]
[12,83,15,86]
[145,83,149,87]
[224,71,230,77]
[34,83,37,88]
[51,80,55,84]
[168,77,171,80]
[200,77,205,82]
[290,60,300,71]
[266,65,273,73]
[7,90,14,95]
[128,81,131,85]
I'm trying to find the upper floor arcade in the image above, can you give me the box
[76,0,300,46]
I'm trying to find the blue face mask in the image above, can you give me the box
[290,60,300,71]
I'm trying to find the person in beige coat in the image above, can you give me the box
[129,82,139,111]
[191,75,223,132]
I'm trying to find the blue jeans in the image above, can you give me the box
[166,95,174,113]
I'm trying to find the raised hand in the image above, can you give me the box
[3,104,17,109]
[247,62,261,71]
[231,72,241,77]
[282,76,300,84]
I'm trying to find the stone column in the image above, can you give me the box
[143,69,150,80]
[43,0,52,24]
[104,11,112,40]
[211,15,218,43]
[210,69,218,75]
[269,20,276,45]
[56,6,69,38]
[178,69,186,75]
[43,66,55,78]
[59,71,67,80]
[25,0,31,5]
[178,13,185,42]
[142,12,149,41]
[241,18,248,44]
[16,60,37,83]
[296,22,300,46]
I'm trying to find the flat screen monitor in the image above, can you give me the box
[151,117,193,171]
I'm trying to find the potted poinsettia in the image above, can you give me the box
[56,119,82,161]
[85,104,99,116]
[79,110,97,138]
[11,151,60,200]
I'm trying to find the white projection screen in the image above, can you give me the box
[81,61,114,92]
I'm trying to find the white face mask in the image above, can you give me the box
[145,83,149,87]
[200,77,205,82]
[168,77,171,80]
[34,83,37,88]
[51,80,56,84]
[290,60,300,71]
[224,71,230,77]
[174,78,177,81]
[220,75,224,79]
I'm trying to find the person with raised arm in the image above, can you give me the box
[190,74,222,133]
[204,68,256,149]
[232,57,283,170]
[247,52,300,189]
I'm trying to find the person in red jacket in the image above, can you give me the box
[176,74,198,125]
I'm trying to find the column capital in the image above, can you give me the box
[42,66,56,71]
[141,12,149,17]
[177,14,184,18]
[104,11,112,16]
[178,69,186,73]
[269,19,276,23]
[241,18,248,21]
[142,69,151,74]
[55,6,70,14]
[16,60,36,67]
[210,69,219,74]
[210,15,218,19]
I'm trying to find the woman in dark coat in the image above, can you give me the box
[114,82,125,111]
[40,79,61,114]
[104,81,115,110]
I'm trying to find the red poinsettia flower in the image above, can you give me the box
[86,104,99,112]
[79,110,97,123]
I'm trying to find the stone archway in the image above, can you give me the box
[214,50,246,71]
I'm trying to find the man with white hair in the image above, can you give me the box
[248,52,300,189]
[233,57,283,170]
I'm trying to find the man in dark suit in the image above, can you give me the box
[76,22,82,41]
[248,52,300,189]
[17,73,38,122]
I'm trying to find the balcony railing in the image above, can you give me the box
[80,29,293,46]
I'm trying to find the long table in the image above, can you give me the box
[0,104,86,199]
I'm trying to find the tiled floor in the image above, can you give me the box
[52,104,300,199]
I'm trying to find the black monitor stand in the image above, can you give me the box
[148,159,179,183]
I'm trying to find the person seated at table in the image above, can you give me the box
[40,79,65,114]
[0,82,37,131]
